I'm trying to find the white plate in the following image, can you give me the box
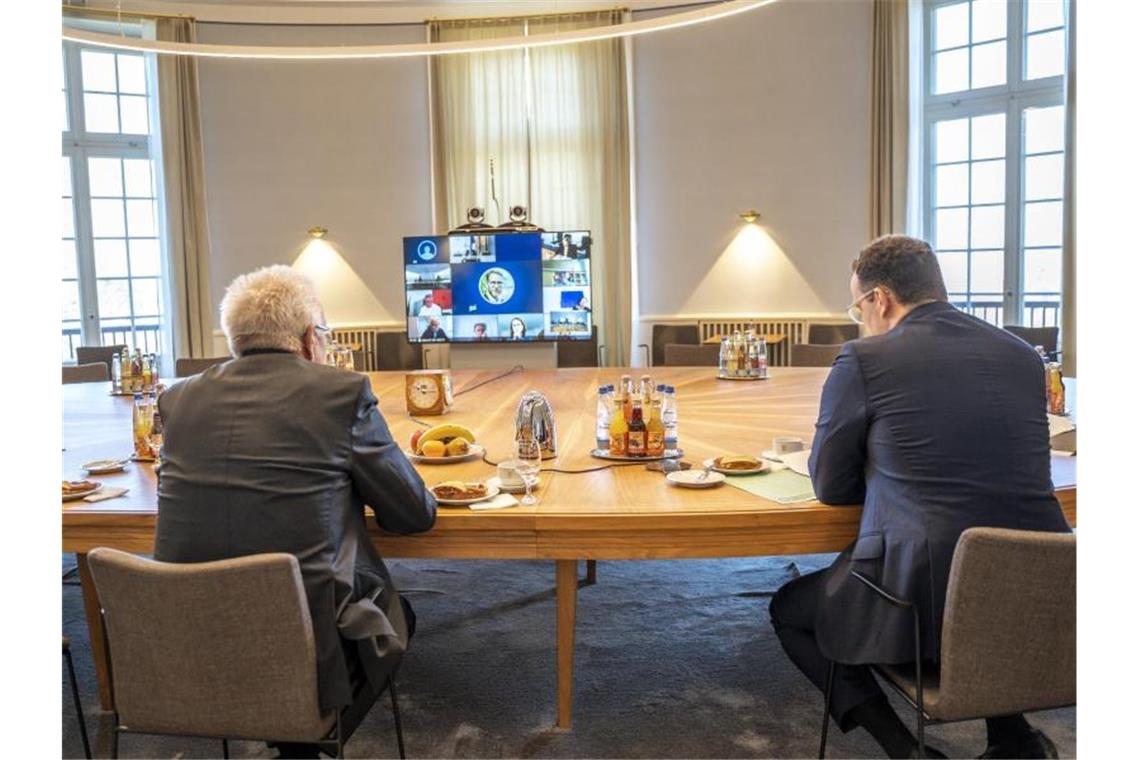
[62,483,102,501]
[407,443,484,464]
[702,457,770,476]
[666,470,726,488]
[488,475,527,495]
[432,480,500,506]
[589,448,684,462]
[82,459,129,475]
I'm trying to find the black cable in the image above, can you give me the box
[481,448,663,474]
[453,365,525,396]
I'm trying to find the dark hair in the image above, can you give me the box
[853,235,948,304]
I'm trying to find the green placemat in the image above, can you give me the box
[725,469,816,504]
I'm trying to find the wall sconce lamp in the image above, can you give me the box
[738,210,761,224]
[308,225,328,239]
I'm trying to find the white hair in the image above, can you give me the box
[220,265,324,356]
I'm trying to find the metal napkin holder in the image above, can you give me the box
[515,390,557,460]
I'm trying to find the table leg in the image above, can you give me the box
[583,560,597,586]
[555,559,578,729]
[76,553,114,710]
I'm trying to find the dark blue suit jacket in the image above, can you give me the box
[808,301,1069,664]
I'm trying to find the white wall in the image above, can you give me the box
[197,23,432,330]
[632,0,872,323]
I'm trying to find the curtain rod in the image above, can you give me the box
[426,7,628,25]
[62,3,192,21]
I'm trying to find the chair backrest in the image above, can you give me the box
[662,343,720,367]
[174,356,230,377]
[75,344,127,377]
[937,527,1075,721]
[557,326,599,368]
[1003,325,1059,360]
[63,362,110,384]
[377,332,424,371]
[789,343,844,368]
[87,548,330,742]
[652,324,700,367]
[807,323,859,345]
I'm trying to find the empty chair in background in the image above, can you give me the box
[1003,325,1059,362]
[807,323,860,345]
[75,344,128,378]
[174,357,230,377]
[557,326,600,368]
[789,343,845,368]
[651,324,700,367]
[63,362,110,384]
[377,332,424,371]
[662,343,720,367]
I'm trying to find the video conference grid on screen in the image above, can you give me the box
[403,231,593,343]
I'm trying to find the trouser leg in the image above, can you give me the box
[769,569,886,732]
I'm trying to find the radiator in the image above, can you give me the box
[698,319,807,367]
[331,327,387,371]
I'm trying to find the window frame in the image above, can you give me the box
[921,0,1068,326]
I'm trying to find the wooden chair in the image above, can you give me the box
[789,343,844,368]
[818,527,1075,758]
[87,548,406,759]
[807,323,859,344]
[662,343,720,367]
[174,357,230,377]
[557,326,599,368]
[651,324,700,367]
[1003,326,1059,361]
[75,344,127,378]
[63,363,110,384]
[377,332,424,371]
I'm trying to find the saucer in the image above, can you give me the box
[666,470,726,489]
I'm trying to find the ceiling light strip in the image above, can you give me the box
[62,0,778,60]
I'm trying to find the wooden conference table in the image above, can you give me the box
[62,367,1077,728]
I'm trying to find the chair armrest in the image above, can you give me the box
[851,570,914,609]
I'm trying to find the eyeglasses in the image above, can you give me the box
[846,290,876,324]
[314,324,334,343]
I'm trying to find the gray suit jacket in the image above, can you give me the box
[154,351,437,711]
[808,302,1069,665]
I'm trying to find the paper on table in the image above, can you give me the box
[780,448,812,477]
[84,487,129,502]
[725,469,816,504]
[1047,414,1075,438]
[469,493,520,510]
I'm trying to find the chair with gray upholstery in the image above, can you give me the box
[1003,325,1059,361]
[807,323,859,345]
[87,548,406,759]
[174,356,230,377]
[652,324,700,367]
[662,343,720,367]
[63,362,110,384]
[818,527,1075,758]
[377,332,424,371]
[75,344,128,378]
[789,343,844,368]
[557,326,600,368]
[64,636,92,759]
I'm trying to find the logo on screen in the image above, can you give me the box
[416,240,438,261]
[478,267,515,305]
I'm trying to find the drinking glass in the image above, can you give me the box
[515,437,542,506]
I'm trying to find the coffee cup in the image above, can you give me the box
[773,437,805,456]
[497,460,525,490]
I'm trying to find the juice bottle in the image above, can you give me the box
[608,397,628,456]
[627,401,647,457]
[620,374,634,422]
[646,397,665,457]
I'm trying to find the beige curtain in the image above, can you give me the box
[155,18,214,358]
[870,0,910,237]
[429,11,633,365]
[1061,2,1076,376]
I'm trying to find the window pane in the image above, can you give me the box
[1027,0,1065,32]
[970,159,1005,204]
[84,93,119,133]
[936,118,970,163]
[129,239,161,277]
[935,2,970,50]
[88,157,123,197]
[119,95,150,135]
[1024,153,1064,201]
[62,197,75,238]
[117,54,147,95]
[62,280,81,321]
[62,239,78,280]
[970,249,1003,292]
[90,198,126,237]
[935,48,970,94]
[94,239,129,278]
[132,279,160,317]
[936,164,969,207]
[61,157,72,197]
[1024,106,1065,154]
[971,113,1005,159]
[971,0,1006,43]
[97,278,132,318]
[62,90,70,133]
[1024,201,1063,247]
[971,40,1006,89]
[123,159,154,198]
[63,322,82,362]
[971,205,1004,248]
[81,50,117,91]
[1024,247,1062,293]
[126,199,156,237]
[1026,30,1065,80]
[937,251,968,293]
[936,208,969,249]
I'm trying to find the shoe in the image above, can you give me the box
[978,728,1059,759]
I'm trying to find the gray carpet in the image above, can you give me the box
[63,555,1075,758]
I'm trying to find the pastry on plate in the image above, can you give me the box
[432,481,488,500]
[713,455,763,471]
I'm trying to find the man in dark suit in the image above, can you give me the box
[155,265,437,757]
[769,236,1069,759]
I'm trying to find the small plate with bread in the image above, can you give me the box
[430,480,500,506]
[702,455,770,476]
[62,480,102,501]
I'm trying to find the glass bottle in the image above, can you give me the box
[608,397,629,456]
[595,385,612,452]
[627,400,647,457]
[756,336,768,377]
[111,352,122,393]
[620,374,635,422]
[639,375,654,406]
[663,385,679,450]
[646,396,665,457]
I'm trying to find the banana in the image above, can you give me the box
[415,423,476,454]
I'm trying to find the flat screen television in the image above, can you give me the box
[402,230,594,343]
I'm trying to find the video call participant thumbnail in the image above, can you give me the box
[453,316,499,341]
[408,316,452,342]
[498,314,544,341]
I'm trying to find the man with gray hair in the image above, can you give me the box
[155,265,436,756]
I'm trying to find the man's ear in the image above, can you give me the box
[300,326,315,361]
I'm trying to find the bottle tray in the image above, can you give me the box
[589,448,684,462]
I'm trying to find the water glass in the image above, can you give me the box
[515,438,542,506]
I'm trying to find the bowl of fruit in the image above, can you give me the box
[407,424,482,463]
